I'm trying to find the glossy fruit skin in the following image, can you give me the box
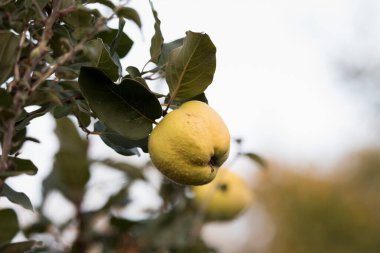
[192,169,253,220]
[148,101,230,185]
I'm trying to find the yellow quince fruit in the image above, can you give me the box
[148,101,230,185]
[192,169,254,220]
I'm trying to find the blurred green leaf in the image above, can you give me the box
[243,152,268,169]
[52,104,72,119]
[94,121,148,156]
[0,157,38,177]
[166,31,216,100]
[110,216,139,231]
[87,0,115,9]
[83,38,120,81]
[100,187,130,211]
[0,209,19,244]
[78,67,161,140]
[55,66,79,80]
[99,159,145,180]
[0,240,41,253]
[0,184,33,211]
[116,7,141,28]
[0,31,19,84]
[63,7,95,39]
[149,1,163,64]
[43,118,90,203]
[25,86,61,107]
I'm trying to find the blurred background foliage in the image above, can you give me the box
[253,150,380,253]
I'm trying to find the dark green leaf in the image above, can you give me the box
[83,38,120,81]
[158,38,184,66]
[15,106,51,131]
[165,31,216,100]
[99,159,145,180]
[0,209,19,244]
[243,152,268,169]
[149,1,164,64]
[0,240,41,253]
[0,89,12,109]
[109,18,126,57]
[78,67,162,140]
[164,92,208,109]
[73,105,91,128]
[94,121,148,156]
[0,31,19,84]
[52,104,72,119]
[126,66,141,78]
[97,27,133,59]
[110,216,139,231]
[116,7,141,28]
[87,0,115,9]
[9,128,27,154]
[0,184,33,211]
[0,157,38,177]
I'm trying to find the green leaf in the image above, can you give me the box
[0,240,41,253]
[100,187,130,211]
[164,92,208,109]
[116,7,141,28]
[243,152,268,169]
[94,121,148,156]
[55,66,79,80]
[149,1,164,64]
[0,31,19,84]
[0,157,38,177]
[83,38,120,81]
[99,159,145,180]
[87,0,115,9]
[165,31,216,100]
[44,118,90,203]
[109,19,126,57]
[158,38,184,66]
[126,66,141,78]
[0,184,33,211]
[97,27,133,59]
[25,87,61,107]
[15,106,51,131]
[52,104,72,119]
[0,209,19,244]
[0,89,12,109]
[78,67,162,140]
[110,216,139,231]
[63,7,95,39]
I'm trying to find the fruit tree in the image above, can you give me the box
[0,1,261,252]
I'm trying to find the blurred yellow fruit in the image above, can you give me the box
[192,169,254,220]
[148,101,230,185]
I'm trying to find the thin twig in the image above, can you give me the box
[9,28,27,92]
[31,0,47,21]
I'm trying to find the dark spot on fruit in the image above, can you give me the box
[218,183,228,192]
